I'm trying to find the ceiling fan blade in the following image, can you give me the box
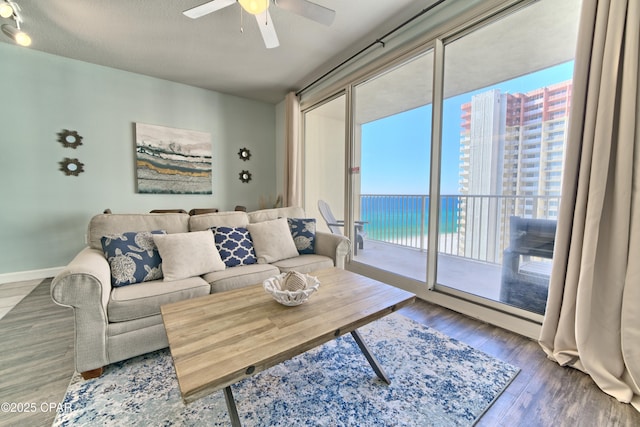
[255,10,280,49]
[274,0,335,26]
[183,0,236,19]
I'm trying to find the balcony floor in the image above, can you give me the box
[352,239,551,314]
[353,239,502,300]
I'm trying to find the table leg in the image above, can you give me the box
[351,329,391,384]
[223,386,242,427]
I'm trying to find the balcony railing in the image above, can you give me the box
[359,194,560,264]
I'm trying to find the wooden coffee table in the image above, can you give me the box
[161,267,415,426]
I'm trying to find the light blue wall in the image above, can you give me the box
[0,43,277,275]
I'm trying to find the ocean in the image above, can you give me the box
[360,195,459,247]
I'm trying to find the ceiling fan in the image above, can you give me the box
[183,0,336,49]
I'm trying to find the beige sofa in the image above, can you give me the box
[51,206,350,379]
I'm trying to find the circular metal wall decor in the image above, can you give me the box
[57,129,83,149]
[59,158,85,176]
[239,170,252,183]
[238,147,251,161]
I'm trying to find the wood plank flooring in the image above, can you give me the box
[0,279,74,427]
[0,280,41,320]
[1,279,638,426]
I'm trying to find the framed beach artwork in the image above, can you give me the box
[135,123,212,194]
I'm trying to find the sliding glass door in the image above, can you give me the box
[300,0,582,322]
[352,51,434,281]
[434,0,580,315]
[302,95,346,237]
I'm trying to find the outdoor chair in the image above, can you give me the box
[500,215,557,315]
[318,200,367,255]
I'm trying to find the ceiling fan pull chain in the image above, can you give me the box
[240,6,244,33]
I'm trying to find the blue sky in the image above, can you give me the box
[360,61,575,195]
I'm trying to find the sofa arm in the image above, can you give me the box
[314,232,351,269]
[50,247,112,373]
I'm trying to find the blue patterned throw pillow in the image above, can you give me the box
[211,227,257,268]
[101,230,165,287]
[287,218,316,254]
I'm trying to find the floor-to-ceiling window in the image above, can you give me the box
[300,0,582,331]
[435,0,579,316]
[352,51,434,281]
[302,95,346,232]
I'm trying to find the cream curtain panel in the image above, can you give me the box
[284,92,302,207]
[539,0,640,411]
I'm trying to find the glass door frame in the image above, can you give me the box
[300,91,352,246]
[298,0,560,336]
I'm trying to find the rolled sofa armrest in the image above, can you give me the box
[314,232,351,269]
[50,247,112,372]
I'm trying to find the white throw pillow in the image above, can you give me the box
[153,231,225,281]
[246,218,299,263]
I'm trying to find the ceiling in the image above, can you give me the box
[1,0,444,104]
[353,0,581,124]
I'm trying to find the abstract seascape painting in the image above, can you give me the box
[135,123,212,194]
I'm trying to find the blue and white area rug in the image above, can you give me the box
[53,313,519,426]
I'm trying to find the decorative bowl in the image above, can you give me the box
[263,272,320,306]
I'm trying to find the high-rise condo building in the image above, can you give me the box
[458,80,572,261]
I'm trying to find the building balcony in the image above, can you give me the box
[359,194,559,259]
[353,235,552,314]
[353,239,503,300]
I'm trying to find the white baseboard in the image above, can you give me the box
[0,267,64,285]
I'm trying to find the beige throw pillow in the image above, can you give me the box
[246,218,299,263]
[153,231,225,281]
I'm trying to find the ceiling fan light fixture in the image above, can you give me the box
[238,0,269,15]
[2,23,30,46]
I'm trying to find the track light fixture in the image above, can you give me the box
[2,23,30,46]
[1,1,30,47]
[0,1,15,19]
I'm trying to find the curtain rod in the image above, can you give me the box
[295,0,449,97]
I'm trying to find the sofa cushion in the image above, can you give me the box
[248,206,305,223]
[88,213,189,250]
[108,276,210,322]
[246,218,299,263]
[287,218,316,254]
[202,263,279,293]
[101,230,165,287]
[189,211,249,232]
[211,226,257,267]
[153,231,225,281]
[271,254,334,274]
